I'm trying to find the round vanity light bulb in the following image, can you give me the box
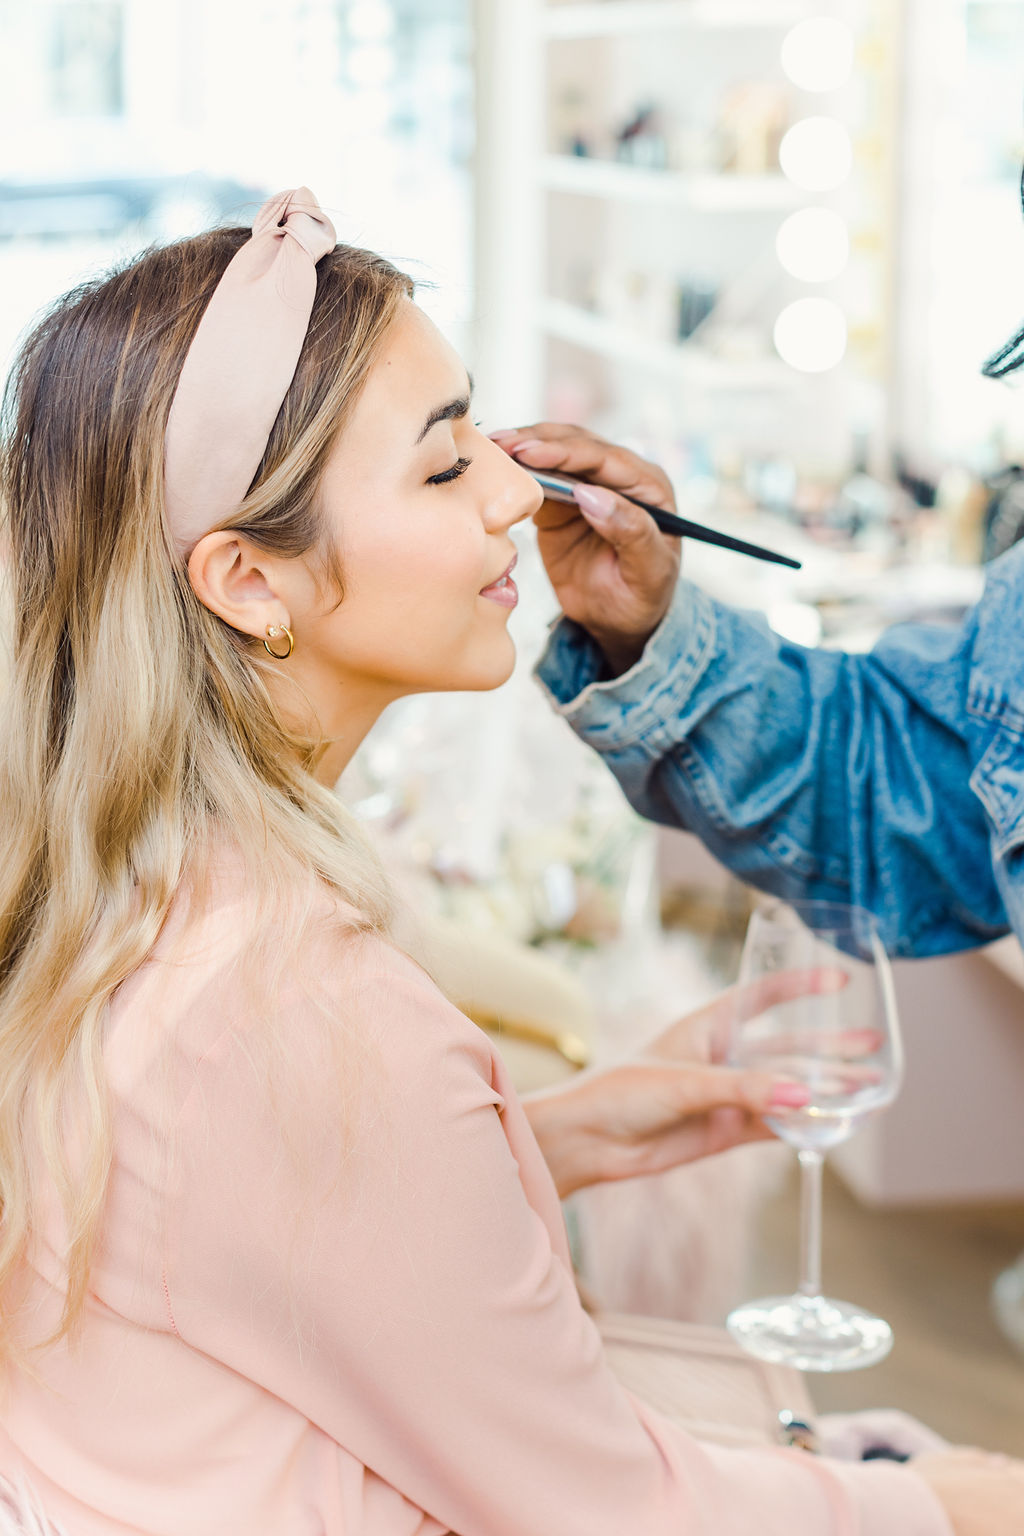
[775,208,850,283]
[773,297,847,373]
[780,18,855,94]
[778,117,853,192]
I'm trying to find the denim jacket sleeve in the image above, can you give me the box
[533,547,1024,958]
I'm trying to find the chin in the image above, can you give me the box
[445,634,518,693]
[456,659,517,694]
[473,661,516,692]
[388,630,517,697]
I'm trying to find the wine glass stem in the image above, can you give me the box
[797,1149,824,1298]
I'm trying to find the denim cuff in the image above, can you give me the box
[532,577,717,755]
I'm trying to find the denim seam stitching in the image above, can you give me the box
[617,591,717,757]
[539,585,716,757]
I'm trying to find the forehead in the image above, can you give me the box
[354,299,466,426]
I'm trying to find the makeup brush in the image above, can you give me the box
[526,468,802,571]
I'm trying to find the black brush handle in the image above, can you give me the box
[645,503,802,569]
[527,468,802,571]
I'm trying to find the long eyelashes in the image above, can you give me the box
[427,456,473,485]
[426,419,483,485]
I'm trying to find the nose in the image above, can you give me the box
[481,437,545,534]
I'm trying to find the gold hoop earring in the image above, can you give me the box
[263,624,294,660]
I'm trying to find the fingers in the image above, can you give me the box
[489,421,676,510]
[703,1104,777,1157]
[489,422,681,657]
[751,1060,887,1097]
[651,967,852,1064]
[490,423,579,447]
[627,1106,773,1174]
[533,480,681,622]
[630,1059,810,1118]
[745,1028,885,1061]
[732,967,851,1024]
[563,481,675,564]
[529,471,681,654]
[719,967,882,1067]
[556,1059,800,1184]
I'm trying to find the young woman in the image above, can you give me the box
[0,187,1014,1535]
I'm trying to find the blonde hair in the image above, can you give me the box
[0,226,414,1371]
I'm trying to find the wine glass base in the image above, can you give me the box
[726,1293,894,1373]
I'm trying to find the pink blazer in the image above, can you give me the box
[0,850,952,1535]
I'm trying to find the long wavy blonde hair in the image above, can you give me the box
[0,225,413,1371]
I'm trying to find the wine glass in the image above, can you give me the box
[726,898,903,1372]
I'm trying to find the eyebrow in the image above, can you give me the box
[415,373,475,444]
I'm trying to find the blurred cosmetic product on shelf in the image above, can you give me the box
[552,82,597,158]
[936,465,989,567]
[567,260,722,351]
[716,82,789,176]
[551,82,803,179]
[676,280,718,342]
[614,103,668,169]
[982,467,1024,564]
[827,467,901,553]
[743,457,798,519]
[618,268,677,342]
[666,120,721,176]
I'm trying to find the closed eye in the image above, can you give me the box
[427,456,473,486]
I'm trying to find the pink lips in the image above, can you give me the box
[479,553,518,609]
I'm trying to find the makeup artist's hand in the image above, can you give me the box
[522,967,849,1200]
[489,422,681,676]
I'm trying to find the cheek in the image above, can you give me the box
[367,517,481,609]
[329,514,490,661]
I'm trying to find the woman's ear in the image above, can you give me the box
[186,531,290,640]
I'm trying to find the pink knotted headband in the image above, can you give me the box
[163,186,337,558]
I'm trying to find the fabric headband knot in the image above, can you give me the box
[163,186,337,558]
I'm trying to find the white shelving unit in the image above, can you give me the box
[541,155,801,211]
[543,296,791,389]
[535,0,826,445]
[472,0,902,480]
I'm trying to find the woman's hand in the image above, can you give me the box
[523,969,848,1200]
[913,1448,1024,1534]
[490,422,681,676]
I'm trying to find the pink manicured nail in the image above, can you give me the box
[488,428,521,441]
[770,1082,812,1109]
[510,439,548,455]
[572,483,616,520]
